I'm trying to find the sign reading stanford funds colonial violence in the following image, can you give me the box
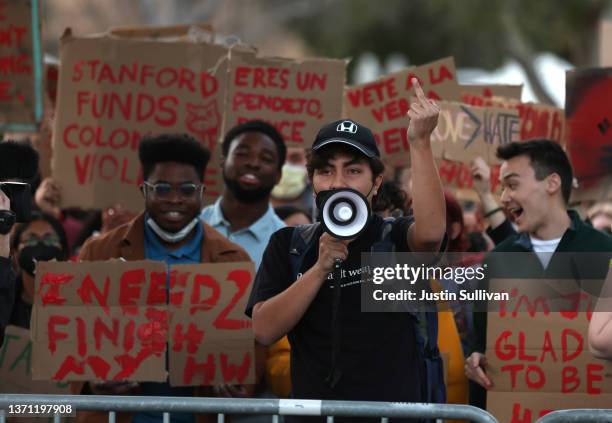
[225,50,346,148]
[31,260,256,386]
[344,57,462,166]
[52,32,229,211]
[485,278,612,423]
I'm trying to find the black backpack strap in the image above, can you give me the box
[326,260,343,388]
[288,222,344,388]
[374,217,446,404]
[288,223,320,279]
[371,217,395,252]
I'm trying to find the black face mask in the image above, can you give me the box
[223,171,274,204]
[18,243,64,276]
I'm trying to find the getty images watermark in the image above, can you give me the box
[369,262,505,302]
[359,252,612,313]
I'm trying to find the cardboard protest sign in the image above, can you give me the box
[32,259,256,386]
[432,102,520,165]
[566,68,612,193]
[168,262,256,386]
[344,57,461,166]
[461,95,516,109]
[461,84,523,102]
[516,102,565,145]
[437,159,501,193]
[108,24,214,42]
[487,393,612,423]
[225,50,346,148]
[600,21,612,67]
[485,278,612,423]
[203,143,224,204]
[0,0,43,131]
[571,175,612,203]
[0,325,70,394]
[462,95,565,146]
[32,63,60,180]
[52,32,229,211]
[31,260,169,382]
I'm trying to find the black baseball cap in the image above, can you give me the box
[312,119,380,158]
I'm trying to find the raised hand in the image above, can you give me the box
[34,178,62,218]
[407,78,440,147]
[471,156,492,195]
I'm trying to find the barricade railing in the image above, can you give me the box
[0,394,499,423]
[535,409,612,423]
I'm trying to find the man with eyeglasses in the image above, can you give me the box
[73,134,251,423]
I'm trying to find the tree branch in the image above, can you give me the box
[501,4,557,105]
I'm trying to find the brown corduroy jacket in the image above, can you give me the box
[71,212,264,423]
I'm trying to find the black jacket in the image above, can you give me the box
[0,256,15,344]
[471,210,612,408]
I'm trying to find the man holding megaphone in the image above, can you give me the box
[246,79,446,420]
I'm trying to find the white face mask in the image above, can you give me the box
[146,217,199,243]
[272,163,308,200]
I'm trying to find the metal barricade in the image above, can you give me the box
[0,394,499,423]
[535,409,612,423]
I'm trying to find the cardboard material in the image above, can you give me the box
[168,262,256,386]
[433,101,520,165]
[516,102,565,145]
[0,0,43,130]
[599,20,612,67]
[225,51,346,148]
[487,392,612,423]
[462,96,565,146]
[33,63,60,179]
[437,159,501,193]
[32,260,169,382]
[565,68,612,195]
[344,57,462,166]
[485,277,612,422]
[108,24,214,42]
[203,142,224,206]
[0,325,70,394]
[461,84,523,102]
[31,260,255,386]
[571,175,612,203]
[52,33,230,211]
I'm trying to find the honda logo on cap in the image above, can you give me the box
[337,121,358,134]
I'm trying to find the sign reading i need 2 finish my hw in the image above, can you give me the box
[31,260,255,386]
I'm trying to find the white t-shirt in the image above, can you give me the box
[530,236,562,269]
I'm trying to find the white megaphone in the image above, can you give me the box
[318,188,371,240]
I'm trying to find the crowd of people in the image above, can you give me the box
[0,77,611,423]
